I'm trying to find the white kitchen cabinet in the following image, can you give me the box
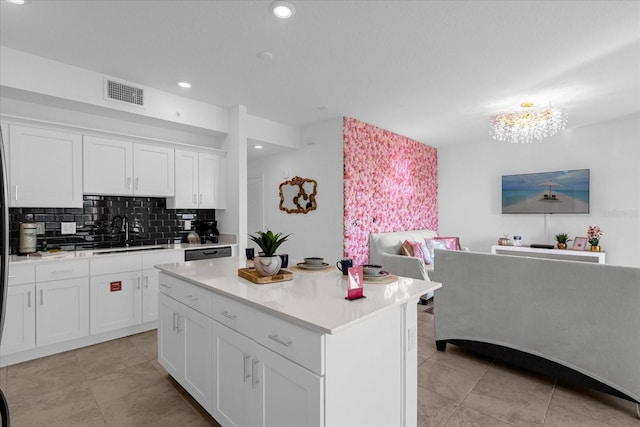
[212,322,322,427]
[83,135,174,196]
[141,249,184,322]
[0,283,36,356]
[158,293,212,411]
[36,277,90,347]
[90,270,142,334]
[167,149,226,209]
[8,124,83,207]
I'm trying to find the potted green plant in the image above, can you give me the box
[249,230,291,276]
[554,233,571,250]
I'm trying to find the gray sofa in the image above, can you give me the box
[432,250,640,406]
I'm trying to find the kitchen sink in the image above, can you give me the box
[92,245,168,255]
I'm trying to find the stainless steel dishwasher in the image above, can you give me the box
[184,246,232,261]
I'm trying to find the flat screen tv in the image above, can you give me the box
[502,169,590,214]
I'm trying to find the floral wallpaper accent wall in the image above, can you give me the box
[343,117,438,265]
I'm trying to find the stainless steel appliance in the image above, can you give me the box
[1,125,11,424]
[184,246,232,261]
[19,220,37,254]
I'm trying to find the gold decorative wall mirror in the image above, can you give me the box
[279,176,317,214]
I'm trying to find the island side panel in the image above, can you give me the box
[324,299,419,427]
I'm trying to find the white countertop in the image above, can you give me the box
[156,257,441,334]
[9,241,236,264]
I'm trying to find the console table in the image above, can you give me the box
[491,245,605,264]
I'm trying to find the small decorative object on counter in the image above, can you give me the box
[513,236,522,246]
[498,235,512,246]
[336,259,353,275]
[587,225,603,252]
[249,230,291,276]
[554,233,571,250]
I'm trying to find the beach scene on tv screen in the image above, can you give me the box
[502,169,590,214]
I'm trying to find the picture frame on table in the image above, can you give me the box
[573,237,588,251]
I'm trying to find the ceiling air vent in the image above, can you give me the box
[105,79,144,107]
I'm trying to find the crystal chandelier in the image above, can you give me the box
[490,102,568,144]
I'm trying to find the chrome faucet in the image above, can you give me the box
[111,215,130,247]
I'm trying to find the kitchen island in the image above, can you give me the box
[156,257,441,427]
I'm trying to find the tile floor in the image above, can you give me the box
[0,309,637,426]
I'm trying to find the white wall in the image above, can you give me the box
[438,114,640,268]
[247,118,344,263]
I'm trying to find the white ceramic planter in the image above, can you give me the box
[254,255,282,276]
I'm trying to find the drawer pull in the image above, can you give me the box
[172,312,177,332]
[221,311,237,320]
[243,354,251,382]
[268,334,292,347]
[145,276,149,289]
[8,275,17,279]
[160,283,172,289]
[252,359,260,388]
[27,291,31,308]
[186,295,199,302]
[52,269,74,274]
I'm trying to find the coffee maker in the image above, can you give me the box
[195,220,220,243]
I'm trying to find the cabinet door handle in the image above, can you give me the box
[221,311,237,320]
[8,275,16,279]
[52,269,74,275]
[244,354,251,382]
[40,289,44,305]
[176,314,183,333]
[145,276,149,289]
[193,194,197,204]
[199,194,203,204]
[27,291,31,308]
[14,185,18,201]
[172,312,177,332]
[268,334,293,347]
[252,359,260,388]
[127,177,132,190]
[134,177,139,190]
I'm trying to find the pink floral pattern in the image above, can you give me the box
[343,117,438,265]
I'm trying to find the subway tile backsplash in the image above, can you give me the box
[9,195,215,254]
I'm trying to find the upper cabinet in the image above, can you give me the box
[83,136,174,197]
[167,149,226,209]
[8,125,83,208]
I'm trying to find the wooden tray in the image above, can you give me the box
[238,268,293,284]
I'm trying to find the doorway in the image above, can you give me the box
[247,176,264,235]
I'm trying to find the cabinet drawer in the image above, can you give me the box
[159,274,212,317]
[36,259,89,282]
[253,310,324,375]
[90,253,142,276]
[211,292,254,334]
[8,263,35,286]
[142,250,183,269]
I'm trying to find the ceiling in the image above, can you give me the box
[1,0,639,155]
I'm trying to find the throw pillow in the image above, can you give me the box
[432,236,461,251]
[424,239,447,264]
[400,240,414,257]
[409,240,433,265]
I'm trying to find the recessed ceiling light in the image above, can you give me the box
[257,51,274,61]
[253,145,264,149]
[270,1,295,19]
[177,81,191,89]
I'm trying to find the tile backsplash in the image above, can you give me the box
[9,195,216,254]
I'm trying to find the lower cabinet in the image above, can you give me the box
[90,270,142,334]
[142,268,160,322]
[158,293,212,411]
[0,283,36,355]
[211,321,322,427]
[36,277,90,347]
[158,273,323,427]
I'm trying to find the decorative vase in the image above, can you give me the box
[253,255,282,276]
[557,243,567,250]
[590,245,601,252]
